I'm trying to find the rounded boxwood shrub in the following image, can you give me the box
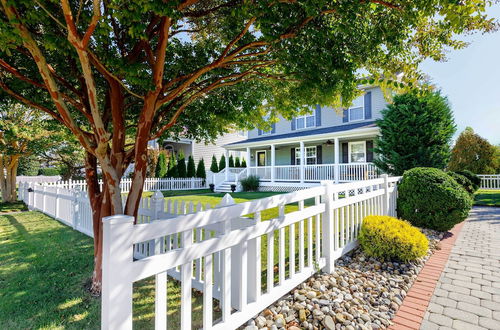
[397,167,472,231]
[456,170,481,191]
[359,215,429,262]
[447,172,475,196]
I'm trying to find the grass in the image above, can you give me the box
[0,200,27,213]
[474,189,500,207]
[0,211,99,329]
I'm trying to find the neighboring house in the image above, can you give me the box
[220,85,388,191]
[149,132,248,169]
[123,132,248,178]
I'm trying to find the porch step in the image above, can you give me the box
[215,182,237,193]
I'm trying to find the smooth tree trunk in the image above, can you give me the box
[0,155,20,203]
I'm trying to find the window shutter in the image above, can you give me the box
[315,105,321,126]
[343,109,348,123]
[258,129,262,136]
[364,91,372,119]
[290,148,296,165]
[366,140,374,162]
[271,123,276,134]
[317,145,322,164]
[291,118,296,130]
[342,143,348,163]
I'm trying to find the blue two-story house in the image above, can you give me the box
[217,85,388,191]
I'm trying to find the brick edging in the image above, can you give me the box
[388,221,467,330]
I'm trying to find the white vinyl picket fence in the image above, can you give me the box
[17,182,210,239]
[101,175,400,330]
[42,177,207,193]
[478,174,500,190]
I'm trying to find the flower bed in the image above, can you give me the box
[244,229,443,330]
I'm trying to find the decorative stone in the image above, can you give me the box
[323,315,335,330]
[299,309,307,322]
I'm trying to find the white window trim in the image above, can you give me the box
[348,96,365,122]
[256,150,267,166]
[294,111,316,130]
[260,129,272,136]
[348,141,366,163]
[295,146,317,165]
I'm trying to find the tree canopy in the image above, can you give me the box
[373,91,456,175]
[448,127,497,174]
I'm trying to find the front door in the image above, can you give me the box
[257,151,266,166]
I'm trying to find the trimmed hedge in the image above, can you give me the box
[448,172,475,196]
[456,170,481,191]
[359,215,429,262]
[397,167,472,231]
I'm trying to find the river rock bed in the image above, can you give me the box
[244,228,443,330]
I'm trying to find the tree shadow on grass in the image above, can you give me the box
[0,212,99,329]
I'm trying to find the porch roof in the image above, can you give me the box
[225,121,377,149]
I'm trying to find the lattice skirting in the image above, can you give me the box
[258,182,317,192]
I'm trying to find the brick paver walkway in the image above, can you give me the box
[421,206,500,330]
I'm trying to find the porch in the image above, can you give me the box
[221,127,381,189]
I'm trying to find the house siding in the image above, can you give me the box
[247,86,387,139]
[192,132,248,168]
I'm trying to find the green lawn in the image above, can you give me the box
[0,211,99,329]
[474,189,500,207]
[0,200,27,213]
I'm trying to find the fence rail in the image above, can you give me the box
[478,174,500,190]
[101,175,400,330]
[16,175,61,184]
[42,177,206,193]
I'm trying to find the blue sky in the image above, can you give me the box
[420,4,500,145]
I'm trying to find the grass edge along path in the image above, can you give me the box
[474,189,500,207]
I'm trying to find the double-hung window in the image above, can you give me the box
[348,96,364,121]
[348,141,366,163]
[295,112,316,130]
[295,146,317,165]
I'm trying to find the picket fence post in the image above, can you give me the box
[320,180,335,273]
[72,190,79,230]
[151,191,165,255]
[55,187,60,219]
[382,174,389,215]
[101,215,134,330]
[42,186,47,213]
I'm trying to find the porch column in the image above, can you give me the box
[271,144,275,182]
[246,147,250,168]
[300,141,305,183]
[334,137,339,184]
[225,149,229,181]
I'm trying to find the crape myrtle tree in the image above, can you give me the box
[0,0,495,293]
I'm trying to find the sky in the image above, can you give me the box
[420,4,500,145]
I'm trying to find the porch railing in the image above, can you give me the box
[246,163,380,183]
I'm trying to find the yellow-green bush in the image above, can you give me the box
[359,215,429,262]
